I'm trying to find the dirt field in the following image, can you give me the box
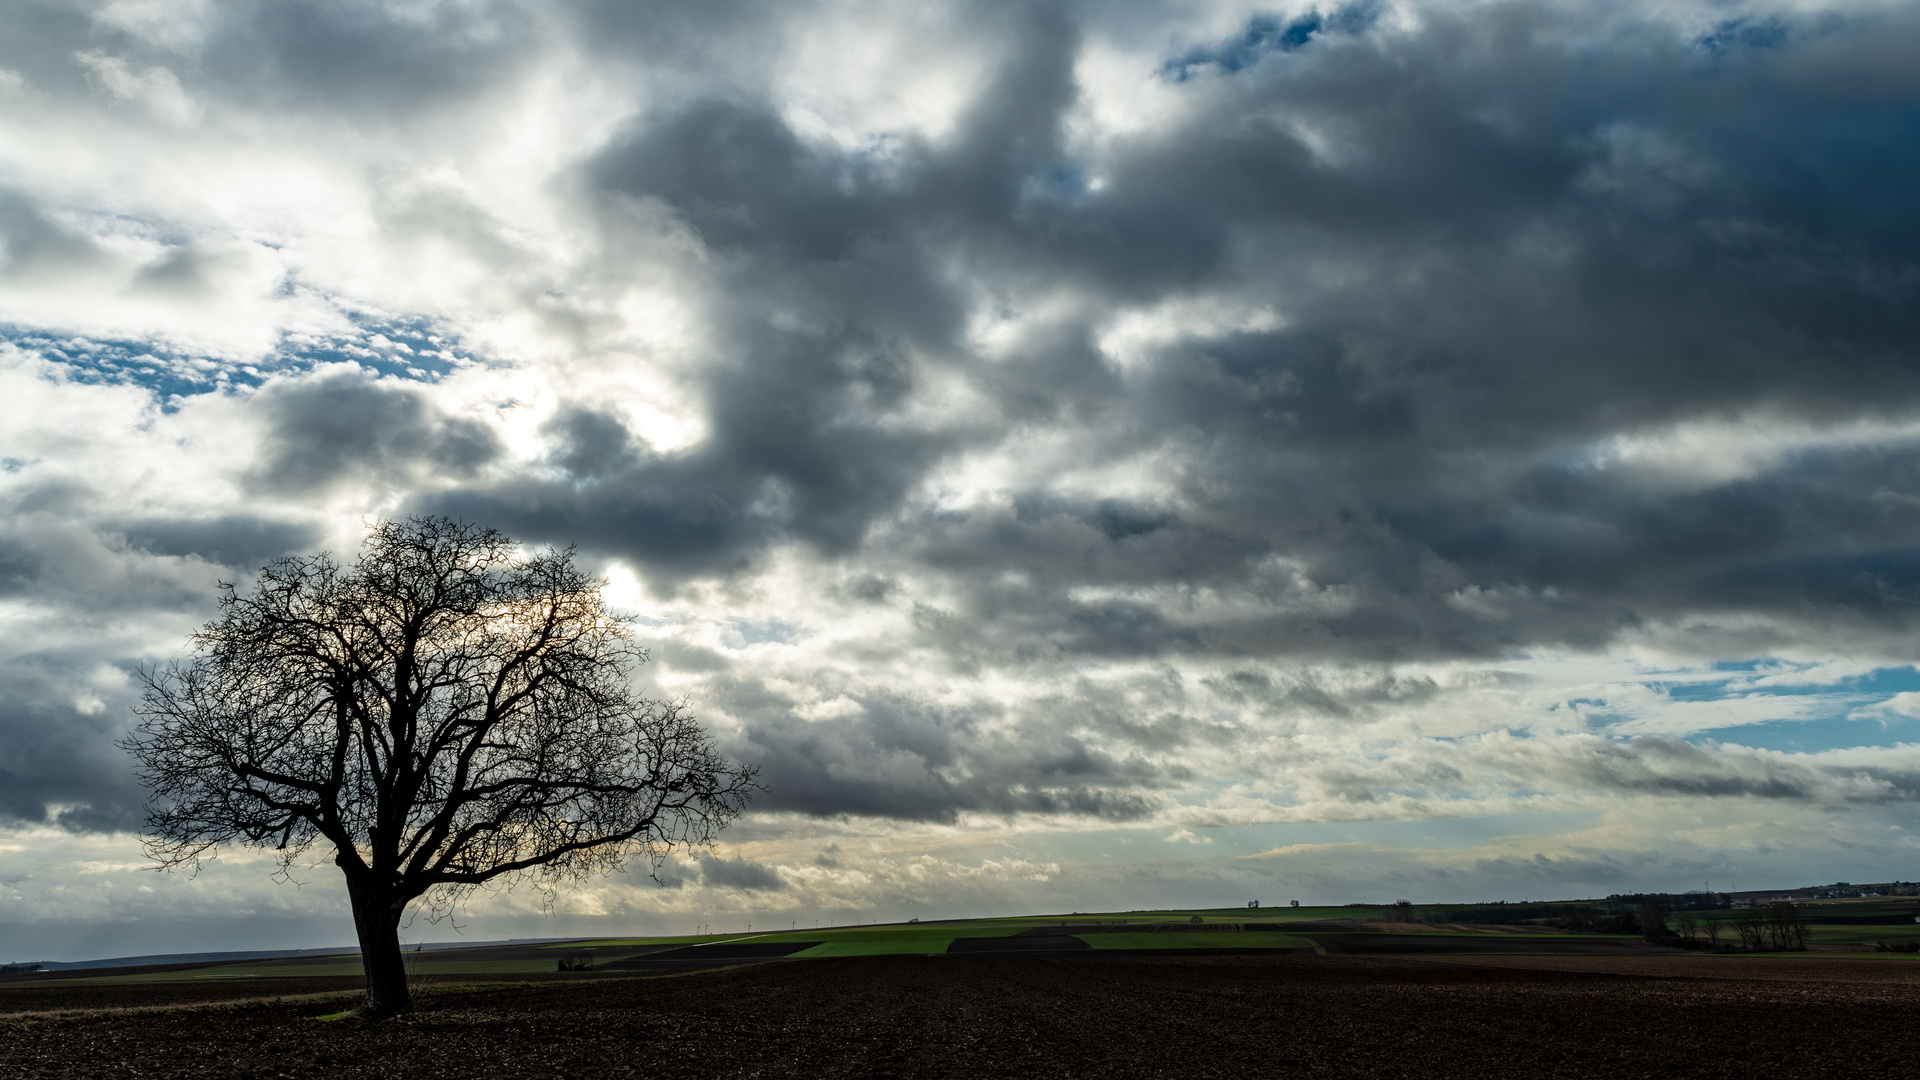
[4,953,1918,1078]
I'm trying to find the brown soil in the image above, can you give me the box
[3,953,1918,1078]
[0,976,368,1015]
[1313,933,1658,955]
[1404,952,1920,983]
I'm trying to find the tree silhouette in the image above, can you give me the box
[126,517,756,1017]
[1699,911,1725,949]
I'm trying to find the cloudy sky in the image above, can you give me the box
[5,0,1920,961]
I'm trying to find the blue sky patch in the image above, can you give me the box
[1615,663,1920,748]
[1694,17,1793,56]
[1690,715,1920,754]
[1159,4,1379,82]
[725,618,804,647]
[5,315,476,408]
[1652,664,1920,703]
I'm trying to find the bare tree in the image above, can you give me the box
[1766,902,1809,951]
[1674,910,1698,941]
[1700,911,1724,949]
[126,517,757,1018]
[1636,903,1670,943]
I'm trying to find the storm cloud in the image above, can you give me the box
[442,0,1920,659]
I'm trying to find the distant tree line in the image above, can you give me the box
[1386,902,1696,932]
[1370,892,1825,953]
[1381,893,1733,929]
[1737,903,1810,951]
[1604,892,1730,912]
[1653,902,1809,951]
[1435,904,1606,925]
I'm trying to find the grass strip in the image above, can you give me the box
[792,938,959,957]
[1080,933,1314,951]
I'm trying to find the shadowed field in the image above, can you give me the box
[4,953,1919,1078]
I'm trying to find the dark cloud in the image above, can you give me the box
[443,1,1920,666]
[564,0,785,71]
[700,855,784,892]
[590,99,887,264]
[0,661,142,831]
[0,2,94,98]
[0,191,105,281]
[537,1,1920,826]
[0,513,224,828]
[115,516,319,571]
[418,4,1086,571]
[251,366,502,494]
[425,324,960,574]
[1281,731,1920,812]
[1202,669,1441,720]
[0,513,207,611]
[542,405,639,482]
[1554,736,1920,805]
[713,679,1169,823]
[1407,440,1920,621]
[195,0,547,118]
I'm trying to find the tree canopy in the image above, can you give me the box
[127,516,756,1016]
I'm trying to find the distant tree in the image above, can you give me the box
[1732,907,1768,950]
[1391,900,1414,922]
[1700,912,1724,949]
[1636,903,1670,943]
[1765,902,1809,951]
[126,517,757,1018]
[1674,911,1698,940]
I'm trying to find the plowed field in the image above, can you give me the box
[4,953,1917,1078]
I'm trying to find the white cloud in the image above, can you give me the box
[73,51,202,128]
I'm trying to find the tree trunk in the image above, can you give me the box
[345,875,411,1018]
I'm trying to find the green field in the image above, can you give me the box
[792,938,960,957]
[762,923,1027,941]
[1081,932,1314,951]
[1806,923,1920,946]
[552,934,737,949]
[1656,898,1920,949]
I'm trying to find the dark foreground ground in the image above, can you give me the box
[4,953,1918,1079]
